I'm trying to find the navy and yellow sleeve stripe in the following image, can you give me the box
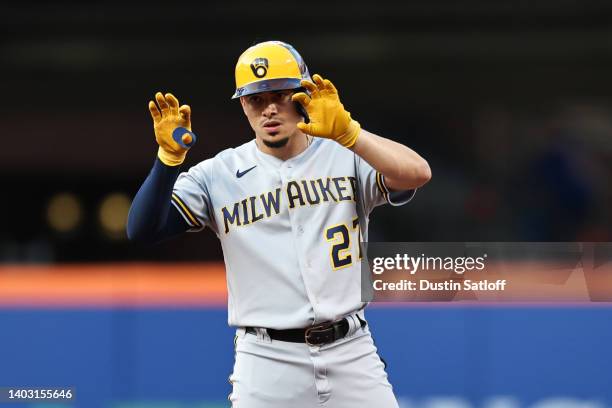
[375,172,417,206]
[375,171,390,202]
[171,193,202,229]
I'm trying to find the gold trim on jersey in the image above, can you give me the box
[376,172,389,202]
[172,193,202,228]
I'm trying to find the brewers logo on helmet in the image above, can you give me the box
[250,58,269,78]
[232,41,312,99]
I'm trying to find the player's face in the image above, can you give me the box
[240,90,304,148]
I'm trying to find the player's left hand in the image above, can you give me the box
[292,74,361,148]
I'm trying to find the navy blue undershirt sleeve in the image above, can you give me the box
[127,158,190,244]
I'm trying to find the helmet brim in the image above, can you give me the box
[231,78,305,99]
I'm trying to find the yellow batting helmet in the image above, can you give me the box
[232,40,312,99]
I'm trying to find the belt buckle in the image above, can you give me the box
[305,322,333,346]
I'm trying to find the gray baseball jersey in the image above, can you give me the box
[171,137,415,329]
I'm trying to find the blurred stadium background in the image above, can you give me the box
[1,1,612,407]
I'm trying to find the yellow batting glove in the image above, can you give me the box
[291,74,361,148]
[148,92,197,166]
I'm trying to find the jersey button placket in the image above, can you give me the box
[283,169,319,313]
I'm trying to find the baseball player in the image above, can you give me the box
[127,40,431,407]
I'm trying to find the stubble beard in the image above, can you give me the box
[261,135,290,148]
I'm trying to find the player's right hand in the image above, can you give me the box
[148,92,196,166]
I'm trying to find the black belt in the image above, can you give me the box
[245,316,366,346]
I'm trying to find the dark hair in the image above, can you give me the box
[291,87,310,124]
